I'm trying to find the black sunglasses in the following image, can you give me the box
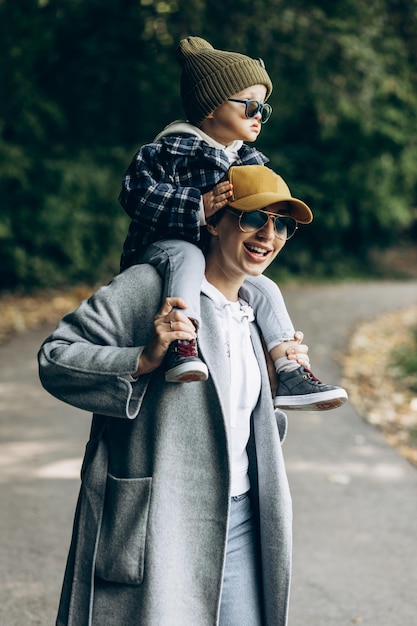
[227,98,273,124]
[225,208,298,240]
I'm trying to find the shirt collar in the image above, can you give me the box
[201,277,254,322]
[154,120,243,154]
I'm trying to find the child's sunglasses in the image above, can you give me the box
[227,99,273,124]
[225,208,298,240]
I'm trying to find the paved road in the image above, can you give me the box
[1,280,416,626]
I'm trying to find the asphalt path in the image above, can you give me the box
[1,280,416,626]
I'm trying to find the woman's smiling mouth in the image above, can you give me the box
[244,242,272,258]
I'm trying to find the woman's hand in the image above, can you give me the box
[270,331,310,369]
[285,331,310,369]
[202,181,233,220]
[132,297,196,378]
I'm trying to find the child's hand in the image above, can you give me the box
[203,181,233,220]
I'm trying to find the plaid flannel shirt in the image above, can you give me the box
[119,134,268,270]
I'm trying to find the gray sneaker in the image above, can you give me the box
[164,339,209,383]
[274,365,348,411]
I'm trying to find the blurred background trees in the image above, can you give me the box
[1,0,416,290]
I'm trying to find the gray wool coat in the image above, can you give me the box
[38,265,293,626]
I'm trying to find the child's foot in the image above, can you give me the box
[274,365,348,411]
[164,338,209,383]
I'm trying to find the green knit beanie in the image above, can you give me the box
[176,36,273,127]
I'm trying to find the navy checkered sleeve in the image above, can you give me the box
[120,142,202,236]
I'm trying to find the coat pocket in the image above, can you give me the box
[95,473,152,585]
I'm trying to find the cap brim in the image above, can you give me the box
[228,192,313,224]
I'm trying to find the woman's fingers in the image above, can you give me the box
[293,330,304,343]
[285,331,310,367]
[136,298,197,377]
[154,298,196,342]
[155,297,187,319]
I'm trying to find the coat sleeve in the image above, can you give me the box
[118,141,202,241]
[38,266,162,420]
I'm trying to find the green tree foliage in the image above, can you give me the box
[1,0,416,290]
[258,0,417,275]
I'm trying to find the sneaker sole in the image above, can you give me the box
[165,362,209,383]
[274,389,348,411]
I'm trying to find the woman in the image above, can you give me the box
[38,165,310,626]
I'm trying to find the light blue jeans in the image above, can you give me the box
[140,239,294,347]
[219,492,263,626]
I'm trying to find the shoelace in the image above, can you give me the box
[176,340,198,358]
[303,367,324,384]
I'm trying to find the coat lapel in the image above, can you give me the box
[198,294,231,431]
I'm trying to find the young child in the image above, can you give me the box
[119,36,348,411]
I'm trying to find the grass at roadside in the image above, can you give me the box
[389,326,417,453]
[343,306,417,467]
[0,285,95,345]
[391,326,417,393]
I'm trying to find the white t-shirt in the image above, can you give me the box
[202,278,262,496]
